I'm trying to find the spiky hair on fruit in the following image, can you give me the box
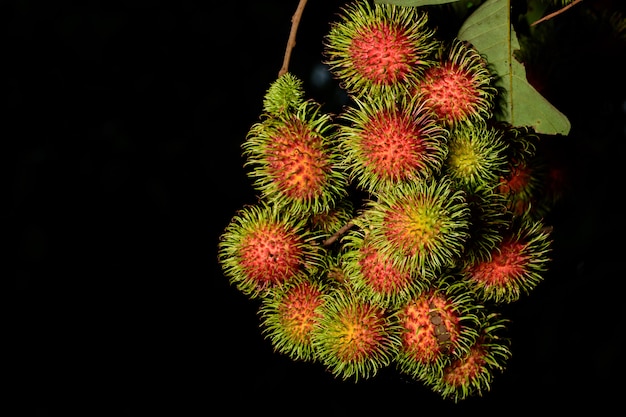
[359,177,471,277]
[415,38,497,127]
[443,122,509,192]
[394,275,481,384]
[496,124,550,218]
[311,287,402,382]
[340,228,433,309]
[425,311,511,402]
[461,185,511,263]
[306,198,355,242]
[323,0,438,98]
[217,202,324,299]
[243,92,349,216]
[459,213,553,304]
[337,92,448,195]
[258,276,328,362]
[262,72,305,116]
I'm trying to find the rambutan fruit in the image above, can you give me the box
[426,311,511,402]
[312,288,401,381]
[217,202,323,299]
[444,122,509,192]
[394,276,481,384]
[340,229,432,309]
[262,72,305,116]
[243,83,348,216]
[360,178,471,277]
[338,93,448,195]
[416,39,497,127]
[258,277,328,362]
[460,215,552,304]
[323,1,438,98]
[462,185,511,263]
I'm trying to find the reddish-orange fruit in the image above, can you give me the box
[416,39,497,127]
[218,202,323,299]
[323,1,438,98]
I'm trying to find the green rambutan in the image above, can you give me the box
[394,276,480,384]
[426,311,511,402]
[416,39,497,127]
[258,277,328,362]
[444,122,509,191]
[217,202,323,299]
[340,229,432,309]
[312,288,401,381]
[460,215,553,304]
[262,72,305,116]
[323,1,438,98]
[338,93,448,195]
[243,84,348,215]
[360,178,471,277]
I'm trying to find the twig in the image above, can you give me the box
[323,221,355,247]
[279,0,308,77]
[531,0,583,27]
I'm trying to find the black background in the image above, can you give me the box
[7,1,626,415]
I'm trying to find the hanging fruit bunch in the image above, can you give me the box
[218,0,562,402]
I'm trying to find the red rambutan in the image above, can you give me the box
[338,92,448,195]
[259,277,328,362]
[312,288,401,381]
[416,39,497,127]
[460,215,552,303]
[323,1,438,98]
[218,202,323,299]
[394,277,480,383]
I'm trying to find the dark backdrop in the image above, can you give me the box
[7,1,625,415]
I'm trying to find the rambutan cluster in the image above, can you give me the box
[218,0,561,402]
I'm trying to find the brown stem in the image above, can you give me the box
[279,0,308,77]
[531,0,583,27]
[323,221,355,247]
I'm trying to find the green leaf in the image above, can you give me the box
[374,0,461,6]
[457,0,570,135]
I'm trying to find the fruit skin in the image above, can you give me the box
[262,72,305,116]
[394,276,481,384]
[425,311,512,402]
[311,287,402,382]
[323,1,438,98]
[243,84,349,216]
[460,213,553,304]
[444,122,509,192]
[340,228,432,309]
[258,277,328,362]
[338,92,449,195]
[217,202,324,299]
[359,177,471,278]
[416,39,497,127]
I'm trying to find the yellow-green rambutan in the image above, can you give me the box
[323,1,438,98]
[258,277,328,362]
[311,288,402,381]
[359,177,471,277]
[394,276,481,384]
[425,311,511,402]
[416,39,497,127]
[460,214,553,304]
[217,202,324,299]
[262,72,305,116]
[340,228,432,309]
[338,92,448,195]
[444,122,509,192]
[243,83,349,216]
